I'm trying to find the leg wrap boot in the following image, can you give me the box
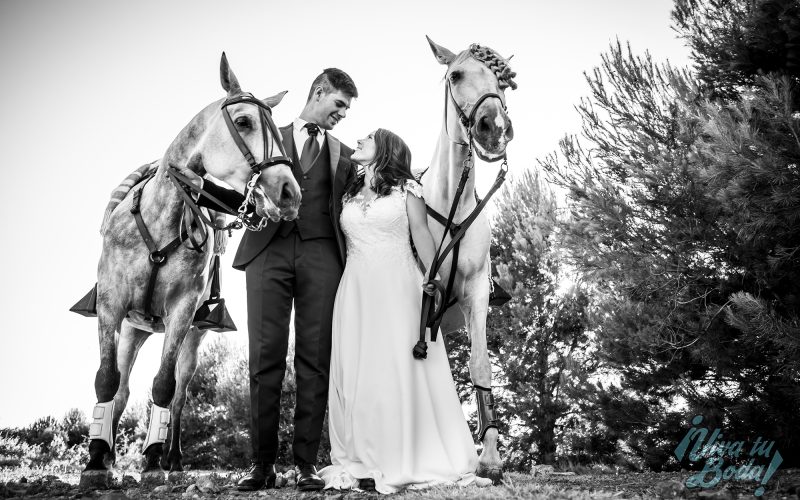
[475,385,499,441]
[88,400,115,448]
[142,404,170,453]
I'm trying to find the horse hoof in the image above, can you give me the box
[476,465,503,485]
[140,470,166,488]
[79,470,113,490]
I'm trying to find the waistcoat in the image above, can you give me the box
[278,137,334,239]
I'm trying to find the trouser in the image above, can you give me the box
[245,231,342,464]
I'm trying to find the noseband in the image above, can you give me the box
[220,93,293,230]
[445,79,508,162]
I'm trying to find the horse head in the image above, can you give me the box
[168,53,301,222]
[427,36,517,163]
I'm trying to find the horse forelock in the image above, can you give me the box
[454,44,518,91]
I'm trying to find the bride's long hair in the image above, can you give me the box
[345,128,417,198]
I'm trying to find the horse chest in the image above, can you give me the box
[428,213,490,277]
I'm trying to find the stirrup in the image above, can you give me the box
[475,385,499,441]
[142,404,170,453]
[88,400,114,448]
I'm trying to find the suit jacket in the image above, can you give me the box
[232,123,355,271]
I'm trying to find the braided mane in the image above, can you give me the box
[469,43,518,90]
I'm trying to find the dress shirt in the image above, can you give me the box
[293,118,326,155]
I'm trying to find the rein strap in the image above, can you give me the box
[414,160,508,359]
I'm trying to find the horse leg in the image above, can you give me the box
[141,305,194,479]
[82,302,125,488]
[462,276,503,484]
[161,326,206,472]
[111,324,150,465]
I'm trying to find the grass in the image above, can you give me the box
[2,467,800,499]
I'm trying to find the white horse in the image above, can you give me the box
[80,53,300,487]
[420,37,516,484]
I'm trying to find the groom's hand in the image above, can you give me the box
[178,166,205,199]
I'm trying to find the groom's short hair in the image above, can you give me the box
[307,68,358,102]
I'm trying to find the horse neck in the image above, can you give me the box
[144,110,210,223]
[423,124,476,221]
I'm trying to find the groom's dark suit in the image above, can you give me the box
[233,123,354,466]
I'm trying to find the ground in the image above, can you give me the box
[1,468,799,499]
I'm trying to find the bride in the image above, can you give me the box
[319,128,489,493]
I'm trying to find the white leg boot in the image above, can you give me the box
[88,401,115,448]
[142,404,170,453]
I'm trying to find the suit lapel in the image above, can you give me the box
[281,124,294,159]
[327,133,340,182]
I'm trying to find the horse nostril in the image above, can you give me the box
[505,121,514,141]
[478,116,492,134]
[280,183,294,201]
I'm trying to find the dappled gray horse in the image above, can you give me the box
[82,53,300,485]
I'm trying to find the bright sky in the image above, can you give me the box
[0,0,691,428]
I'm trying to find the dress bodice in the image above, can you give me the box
[340,179,424,264]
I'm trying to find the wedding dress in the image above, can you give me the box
[318,180,482,494]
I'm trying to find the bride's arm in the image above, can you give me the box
[406,191,436,276]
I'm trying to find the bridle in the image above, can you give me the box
[219,92,293,230]
[130,92,295,322]
[444,78,508,163]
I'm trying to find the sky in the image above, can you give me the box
[0,0,692,428]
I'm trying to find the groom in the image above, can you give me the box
[233,68,358,491]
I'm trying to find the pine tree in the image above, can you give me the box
[449,170,594,471]
[539,0,800,467]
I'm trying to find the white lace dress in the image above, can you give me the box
[318,180,481,494]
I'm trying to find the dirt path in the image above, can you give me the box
[1,468,799,499]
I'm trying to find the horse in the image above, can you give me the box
[419,37,516,484]
[80,53,301,487]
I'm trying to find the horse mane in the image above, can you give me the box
[463,44,518,91]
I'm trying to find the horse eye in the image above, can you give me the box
[234,116,252,129]
[449,71,462,83]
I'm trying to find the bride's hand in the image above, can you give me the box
[422,280,442,311]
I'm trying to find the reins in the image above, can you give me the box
[131,92,293,322]
[413,78,510,360]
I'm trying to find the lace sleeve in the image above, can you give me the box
[403,179,424,200]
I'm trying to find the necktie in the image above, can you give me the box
[300,123,320,173]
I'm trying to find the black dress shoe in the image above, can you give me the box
[359,478,376,491]
[296,463,324,491]
[237,462,276,491]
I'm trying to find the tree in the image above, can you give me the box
[673,0,800,98]
[178,334,330,469]
[539,0,800,468]
[448,170,594,471]
[60,408,88,448]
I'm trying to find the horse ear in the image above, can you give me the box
[219,52,241,95]
[426,35,456,65]
[262,90,288,109]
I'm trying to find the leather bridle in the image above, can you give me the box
[130,93,295,322]
[219,93,293,230]
[444,79,508,163]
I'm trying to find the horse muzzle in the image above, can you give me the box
[471,103,514,162]
[254,167,301,221]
